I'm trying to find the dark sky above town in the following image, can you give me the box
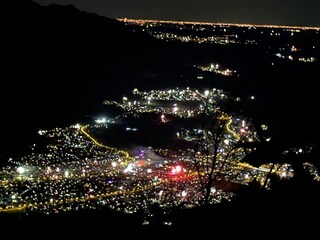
[35,0,320,27]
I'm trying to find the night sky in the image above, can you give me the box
[35,0,320,27]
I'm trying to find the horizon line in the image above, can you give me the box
[117,18,320,31]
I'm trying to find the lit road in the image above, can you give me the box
[0,205,26,213]
[225,117,241,141]
[81,125,131,161]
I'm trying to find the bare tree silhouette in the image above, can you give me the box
[192,94,255,205]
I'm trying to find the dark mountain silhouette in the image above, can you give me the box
[6,0,163,114]
[3,0,169,159]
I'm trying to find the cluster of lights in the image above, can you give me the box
[0,123,241,216]
[151,32,240,45]
[195,63,237,77]
[3,85,316,223]
[0,92,265,218]
[104,87,227,119]
[118,18,320,31]
[119,18,319,63]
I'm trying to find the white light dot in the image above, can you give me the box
[17,166,25,174]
